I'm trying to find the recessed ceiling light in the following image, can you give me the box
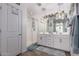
[16,3,20,5]
[57,3,63,6]
[37,3,42,6]
[42,8,46,11]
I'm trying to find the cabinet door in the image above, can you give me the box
[38,34,44,45]
[41,34,50,47]
[54,35,60,49]
[47,35,51,47]
[38,34,52,47]
[60,35,70,51]
[38,34,46,46]
[38,35,42,44]
[51,35,54,47]
[42,35,46,46]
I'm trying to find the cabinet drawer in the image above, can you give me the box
[54,36,60,42]
[54,41,60,49]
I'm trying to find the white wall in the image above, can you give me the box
[25,3,71,18]
[26,13,38,47]
[32,18,38,44]
[38,18,47,33]
[21,3,33,50]
[26,17,33,47]
[21,4,38,49]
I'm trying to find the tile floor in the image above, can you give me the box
[18,46,70,56]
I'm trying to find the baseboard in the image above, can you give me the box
[37,44,70,52]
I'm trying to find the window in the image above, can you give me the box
[56,22,63,33]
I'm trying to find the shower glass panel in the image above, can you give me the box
[72,15,79,54]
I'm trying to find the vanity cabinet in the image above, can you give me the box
[38,34,70,51]
[38,34,52,47]
[60,35,70,51]
[54,35,70,51]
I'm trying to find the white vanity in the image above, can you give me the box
[38,32,70,51]
[38,12,70,52]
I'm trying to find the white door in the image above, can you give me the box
[6,4,22,55]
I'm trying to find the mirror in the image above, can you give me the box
[46,12,69,34]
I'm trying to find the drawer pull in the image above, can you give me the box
[40,37,42,39]
[60,39,62,43]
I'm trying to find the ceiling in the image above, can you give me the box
[26,3,71,18]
